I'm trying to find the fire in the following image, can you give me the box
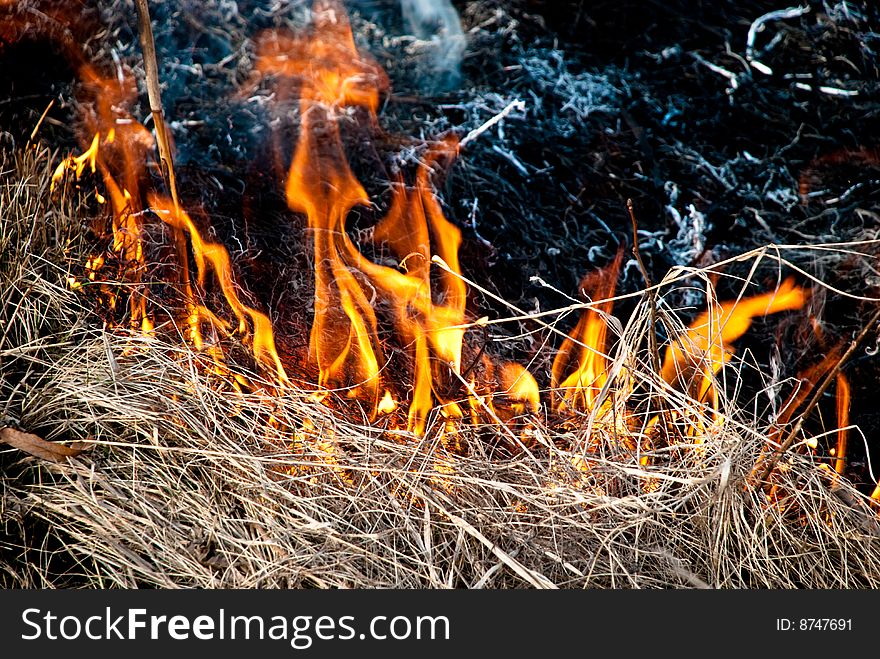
[774,345,841,438]
[147,195,289,384]
[51,132,99,189]
[551,252,622,413]
[362,145,467,433]
[50,62,172,337]
[760,317,852,477]
[255,1,467,434]
[42,0,825,464]
[377,391,398,415]
[834,373,850,476]
[49,56,288,386]
[497,363,540,416]
[661,277,808,410]
[257,12,385,400]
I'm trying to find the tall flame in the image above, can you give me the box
[257,7,386,406]
[256,0,467,433]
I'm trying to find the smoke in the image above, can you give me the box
[399,0,466,92]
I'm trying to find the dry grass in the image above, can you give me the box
[2,144,880,589]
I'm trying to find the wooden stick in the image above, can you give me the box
[133,0,190,292]
[134,0,179,210]
[755,305,880,487]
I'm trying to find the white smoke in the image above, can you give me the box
[399,0,466,91]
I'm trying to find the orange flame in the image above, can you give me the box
[551,252,622,413]
[834,373,850,476]
[51,132,100,188]
[148,195,289,384]
[498,362,540,415]
[51,65,154,332]
[362,143,467,433]
[777,346,841,434]
[661,277,808,408]
[257,9,386,405]
[256,1,467,433]
[48,56,289,386]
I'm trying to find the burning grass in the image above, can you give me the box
[3,144,880,588]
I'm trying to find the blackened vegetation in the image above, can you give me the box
[1,1,879,486]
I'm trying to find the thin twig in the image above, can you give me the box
[29,99,54,143]
[628,199,662,378]
[459,100,526,150]
[628,199,671,440]
[755,305,880,487]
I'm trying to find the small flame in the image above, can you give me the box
[50,64,157,333]
[51,132,100,190]
[498,362,540,415]
[834,373,850,476]
[551,252,622,413]
[377,391,398,415]
[774,345,841,432]
[148,195,289,384]
[661,277,808,408]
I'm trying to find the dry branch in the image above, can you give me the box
[133,0,179,210]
